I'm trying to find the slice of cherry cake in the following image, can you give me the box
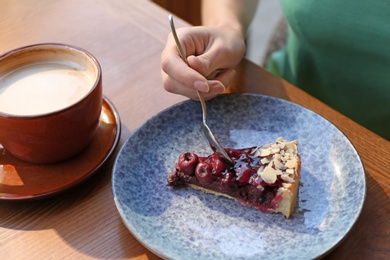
[167,137,301,218]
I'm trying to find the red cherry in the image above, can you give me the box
[210,154,227,175]
[195,162,213,185]
[220,172,238,192]
[236,163,252,184]
[177,152,199,176]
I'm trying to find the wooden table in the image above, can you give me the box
[0,1,389,259]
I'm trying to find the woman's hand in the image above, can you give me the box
[161,25,246,100]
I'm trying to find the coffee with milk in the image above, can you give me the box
[0,61,93,116]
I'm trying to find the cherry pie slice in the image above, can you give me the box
[167,137,301,218]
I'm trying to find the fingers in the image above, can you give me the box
[161,32,209,93]
[161,69,226,100]
[161,30,226,100]
[186,27,245,78]
[161,26,244,100]
[161,54,209,93]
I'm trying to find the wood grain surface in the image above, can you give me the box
[0,1,388,259]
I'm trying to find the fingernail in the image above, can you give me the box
[208,80,226,93]
[194,80,209,92]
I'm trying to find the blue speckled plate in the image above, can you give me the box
[112,94,366,260]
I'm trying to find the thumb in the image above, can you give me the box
[187,53,220,79]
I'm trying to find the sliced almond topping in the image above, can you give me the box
[278,142,286,149]
[273,153,282,160]
[281,173,295,183]
[260,157,271,164]
[260,163,277,184]
[261,143,272,149]
[255,138,299,185]
[286,168,295,174]
[287,149,296,155]
[259,148,271,157]
[257,165,265,176]
[285,158,297,169]
[285,141,297,152]
[274,159,284,170]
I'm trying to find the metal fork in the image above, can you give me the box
[168,15,233,164]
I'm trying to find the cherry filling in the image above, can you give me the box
[167,147,285,211]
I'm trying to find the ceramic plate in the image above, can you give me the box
[0,97,121,200]
[112,94,365,259]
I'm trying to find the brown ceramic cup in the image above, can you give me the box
[0,43,102,164]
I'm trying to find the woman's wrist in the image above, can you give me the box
[201,0,259,37]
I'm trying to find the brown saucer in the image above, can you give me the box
[0,97,121,200]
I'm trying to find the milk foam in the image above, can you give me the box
[0,62,93,116]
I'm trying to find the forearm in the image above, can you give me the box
[201,0,259,37]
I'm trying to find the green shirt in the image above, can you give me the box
[267,0,390,140]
